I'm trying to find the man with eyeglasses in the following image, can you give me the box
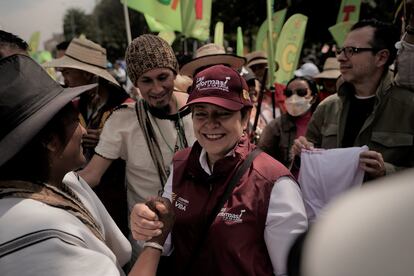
[292,18,414,181]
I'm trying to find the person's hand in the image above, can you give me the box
[291,136,314,157]
[359,150,386,179]
[130,202,164,241]
[82,128,101,148]
[146,197,175,246]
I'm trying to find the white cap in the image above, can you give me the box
[294,62,320,78]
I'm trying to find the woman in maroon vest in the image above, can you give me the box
[130,65,308,276]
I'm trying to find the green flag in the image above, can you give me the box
[181,0,212,41]
[158,31,176,45]
[28,31,40,55]
[144,14,173,32]
[329,21,355,47]
[336,0,361,23]
[214,21,224,47]
[237,27,244,57]
[255,9,287,52]
[124,0,182,31]
[274,14,308,85]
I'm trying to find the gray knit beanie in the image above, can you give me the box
[126,34,178,85]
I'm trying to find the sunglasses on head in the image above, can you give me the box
[284,88,308,97]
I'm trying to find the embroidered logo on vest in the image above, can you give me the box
[217,208,246,223]
[175,196,189,211]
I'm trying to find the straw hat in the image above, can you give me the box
[44,37,118,86]
[245,50,279,72]
[0,55,96,167]
[180,43,246,77]
[314,57,341,80]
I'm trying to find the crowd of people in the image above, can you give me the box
[1,8,414,276]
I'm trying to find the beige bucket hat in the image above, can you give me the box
[44,37,119,86]
[180,43,246,77]
[314,57,341,80]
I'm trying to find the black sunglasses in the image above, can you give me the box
[284,88,308,97]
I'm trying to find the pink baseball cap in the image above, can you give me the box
[183,65,253,111]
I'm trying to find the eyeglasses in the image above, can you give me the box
[335,47,377,58]
[284,88,308,97]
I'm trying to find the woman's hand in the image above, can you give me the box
[130,197,175,245]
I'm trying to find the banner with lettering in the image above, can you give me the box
[336,0,361,23]
[255,8,287,52]
[274,14,308,85]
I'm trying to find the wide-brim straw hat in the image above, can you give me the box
[180,43,246,77]
[245,50,279,72]
[44,37,119,86]
[0,55,97,167]
[314,57,341,80]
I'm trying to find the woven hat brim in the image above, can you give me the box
[314,70,341,80]
[247,58,279,72]
[0,83,97,167]
[180,54,246,77]
[44,55,119,86]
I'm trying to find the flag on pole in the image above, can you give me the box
[144,14,173,32]
[274,14,308,85]
[28,31,40,55]
[237,27,244,57]
[329,21,355,47]
[214,21,224,47]
[329,0,361,47]
[255,9,287,52]
[181,0,212,41]
[336,0,361,23]
[124,0,182,31]
[158,31,176,45]
[266,0,276,87]
[124,0,211,41]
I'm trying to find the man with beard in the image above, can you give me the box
[79,34,196,263]
[44,37,131,236]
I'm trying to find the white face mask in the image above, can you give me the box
[285,94,312,117]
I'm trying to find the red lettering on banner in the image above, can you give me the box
[342,5,355,21]
[195,0,203,19]
[171,0,179,10]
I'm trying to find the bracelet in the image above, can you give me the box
[406,25,414,35]
[143,241,164,253]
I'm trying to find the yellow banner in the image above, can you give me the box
[274,14,308,85]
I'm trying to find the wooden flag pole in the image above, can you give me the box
[123,0,132,44]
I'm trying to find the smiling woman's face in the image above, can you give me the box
[192,103,249,164]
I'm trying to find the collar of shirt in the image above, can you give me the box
[199,147,236,175]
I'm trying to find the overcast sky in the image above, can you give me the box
[0,0,96,50]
